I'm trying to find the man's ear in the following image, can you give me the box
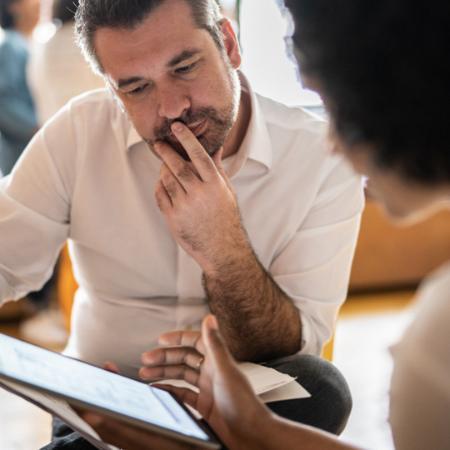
[219,18,241,69]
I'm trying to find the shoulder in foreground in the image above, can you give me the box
[419,261,450,304]
[256,93,327,135]
[404,261,450,348]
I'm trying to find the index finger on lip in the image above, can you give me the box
[170,122,217,182]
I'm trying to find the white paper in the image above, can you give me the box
[260,380,310,403]
[156,361,310,405]
[239,362,309,399]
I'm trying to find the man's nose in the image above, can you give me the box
[156,85,191,120]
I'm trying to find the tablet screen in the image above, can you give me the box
[0,334,212,444]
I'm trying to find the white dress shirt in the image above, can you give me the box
[0,80,363,377]
[389,262,450,450]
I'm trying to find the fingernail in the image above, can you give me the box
[141,352,153,365]
[171,122,184,133]
[103,361,118,373]
[158,336,170,345]
[138,367,148,379]
[82,413,103,427]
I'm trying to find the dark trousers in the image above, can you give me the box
[265,354,352,434]
[41,354,352,449]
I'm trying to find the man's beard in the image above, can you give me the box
[147,67,240,160]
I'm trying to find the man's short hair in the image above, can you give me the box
[75,0,223,74]
[285,0,450,185]
[0,0,17,29]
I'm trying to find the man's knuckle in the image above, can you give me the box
[161,169,172,183]
[175,164,193,180]
[165,180,177,196]
[167,190,177,201]
[161,349,168,365]
[197,153,211,166]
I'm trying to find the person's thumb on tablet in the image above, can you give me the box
[103,361,120,373]
[202,315,243,380]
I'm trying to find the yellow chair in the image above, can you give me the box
[57,245,77,332]
[321,337,334,361]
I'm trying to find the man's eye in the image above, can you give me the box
[175,62,198,74]
[127,84,149,96]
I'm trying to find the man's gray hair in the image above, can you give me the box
[75,0,223,74]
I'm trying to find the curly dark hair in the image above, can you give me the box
[285,0,450,185]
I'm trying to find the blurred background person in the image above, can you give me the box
[28,0,103,124]
[0,0,41,323]
[0,0,40,176]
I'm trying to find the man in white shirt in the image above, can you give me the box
[0,0,363,447]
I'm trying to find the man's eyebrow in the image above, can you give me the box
[168,49,201,67]
[115,49,201,88]
[117,76,146,90]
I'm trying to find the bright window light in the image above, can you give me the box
[239,0,322,107]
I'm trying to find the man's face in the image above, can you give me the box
[94,0,241,159]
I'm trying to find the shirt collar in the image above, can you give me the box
[124,72,273,173]
[126,124,143,151]
[234,73,273,172]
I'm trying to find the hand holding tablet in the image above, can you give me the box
[0,333,221,449]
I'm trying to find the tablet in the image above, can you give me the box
[0,333,221,449]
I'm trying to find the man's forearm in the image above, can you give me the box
[152,123,301,361]
[203,248,302,362]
